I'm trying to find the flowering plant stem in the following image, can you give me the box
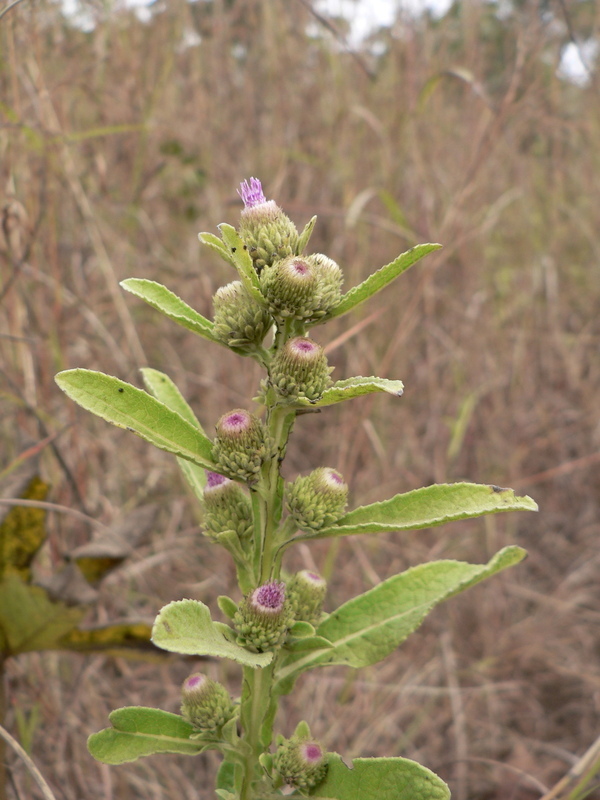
[55,178,538,800]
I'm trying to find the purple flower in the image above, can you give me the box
[251,580,286,614]
[300,742,325,765]
[205,471,229,488]
[183,673,207,692]
[238,177,267,209]
[217,409,253,436]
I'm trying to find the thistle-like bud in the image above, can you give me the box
[287,570,327,625]
[234,581,294,651]
[213,280,273,348]
[203,471,253,542]
[212,409,271,482]
[286,468,348,532]
[307,253,343,314]
[180,673,235,731]
[270,337,333,402]
[274,736,328,791]
[237,177,299,271]
[259,256,321,321]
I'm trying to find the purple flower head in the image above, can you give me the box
[183,673,208,693]
[298,569,327,589]
[238,177,267,209]
[286,337,321,363]
[300,741,324,765]
[206,471,229,489]
[217,409,253,436]
[251,580,286,614]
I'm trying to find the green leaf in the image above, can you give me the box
[277,546,526,681]
[152,599,273,668]
[198,231,237,268]
[313,754,449,800]
[58,621,157,656]
[55,370,216,471]
[306,482,538,540]
[295,377,404,408]
[217,224,265,305]
[0,575,85,656]
[297,215,317,254]
[141,367,207,498]
[120,279,221,344]
[88,707,202,764]
[325,244,441,321]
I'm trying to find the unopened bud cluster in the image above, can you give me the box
[180,673,235,732]
[286,468,348,532]
[212,409,271,482]
[234,581,294,651]
[260,254,342,322]
[203,471,253,542]
[270,337,333,402]
[287,570,327,626]
[274,736,328,790]
[213,280,272,348]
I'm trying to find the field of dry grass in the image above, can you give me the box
[1,1,599,798]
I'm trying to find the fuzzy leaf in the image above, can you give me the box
[217,224,265,305]
[0,575,85,656]
[152,599,273,668]
[313,754,449,800]
[141,367,207,498]
[121,278,221,344]
[297,215,317,253]
[276,546,526,681]
[198,231,237,268]
[305,482,538,540]
[295,376,404,408]
[55,370,216,471]
[88,707,202,764]
[325,244,441,320]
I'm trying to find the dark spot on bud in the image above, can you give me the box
[231,247,237,253]
[118,388,124,393]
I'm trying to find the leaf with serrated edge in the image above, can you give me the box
[276,546,526,681]
[304,482,538,539]
[141,368,207,497]
[88,707,202,764]
[314,754,450,800]
[152,599,273,668]
[324,243,441,321]
[295,377,403,408]
[217,224,265,304]
[55,370,216,470]
[121,279,221,343]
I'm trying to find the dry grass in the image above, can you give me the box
[1,1,599,798]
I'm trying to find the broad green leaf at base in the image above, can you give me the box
[152,599,273,668]
[88,707,202,764]
[312,755,449,800]
[277,546,526,683]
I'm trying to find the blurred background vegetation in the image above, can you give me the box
[1,0,599,798]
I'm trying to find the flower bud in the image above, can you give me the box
[307,253,343,314]
[180,673,235,731]
[259,256,323,321]
[237,178,299,271]
[234,581,294,651]
[203,471,253,542]
[286,468,348,532]
[274,736,328,790]
[270,337,333,402]
[212,409,271,482]
[287,570,327,625]
[213,280,273,348]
